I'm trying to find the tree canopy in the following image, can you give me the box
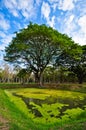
[4,23,79,85]
[70,45,86,84]
[56,45,86,84]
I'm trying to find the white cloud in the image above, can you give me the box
[0,34,15,50]
[10,9,19,17]
[59,13,86,45]
[64,14,75,34]
[3,0,19,16]
[74,0,86,16]
[72,32,86,45]
[4,0,16,9]
[48,0,59,3]
[35,0,42,6]
[78,15,86,34]
[52,3,58,11]
[41,1,55,28]
[48,0,75,11]
[60,13,86,45]
[54,0,86,45]
[0,13,10,31]
[48,0,59,12]
[13,21,22,30]
[47,16,56,28]
[58,12,75,35]
[0,31,6,38]
[41,2,51,20]
[18,0,36,19]
[72,15,86,45]
[0,50,4,62]
[58,0,74,11]
[3,0,37,19]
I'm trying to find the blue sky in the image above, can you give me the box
[0,0,86,64]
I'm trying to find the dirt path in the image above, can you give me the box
[0,115,9,130]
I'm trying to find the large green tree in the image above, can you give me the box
[4,23,76,85]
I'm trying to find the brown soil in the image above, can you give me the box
[0,115,9,130]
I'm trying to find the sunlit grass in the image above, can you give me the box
[5,88,86,125]
[0,87,86,130]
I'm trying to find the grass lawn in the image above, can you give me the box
[0,83,86,130]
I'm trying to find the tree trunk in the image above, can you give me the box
[39,73,43,87]
[34,72,43,87]
[77,75,83,84]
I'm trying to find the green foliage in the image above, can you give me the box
[56,44,86,84]
[0,88,86,130]
[64,108,84,119]
[0,89,36,130]
[5,88,86,126]
[70,45,86,84]
[4,23,77,84]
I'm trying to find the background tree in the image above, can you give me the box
[43,66,57,83]
[0,63,14,82]
[56,44,85,84]
[16,68,31,84]
[70,45,86,84]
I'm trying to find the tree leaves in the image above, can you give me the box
[4,23,81,84]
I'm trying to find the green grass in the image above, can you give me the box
[0,88,63,130]
[0,89,41,130]
[0,84,86,130]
